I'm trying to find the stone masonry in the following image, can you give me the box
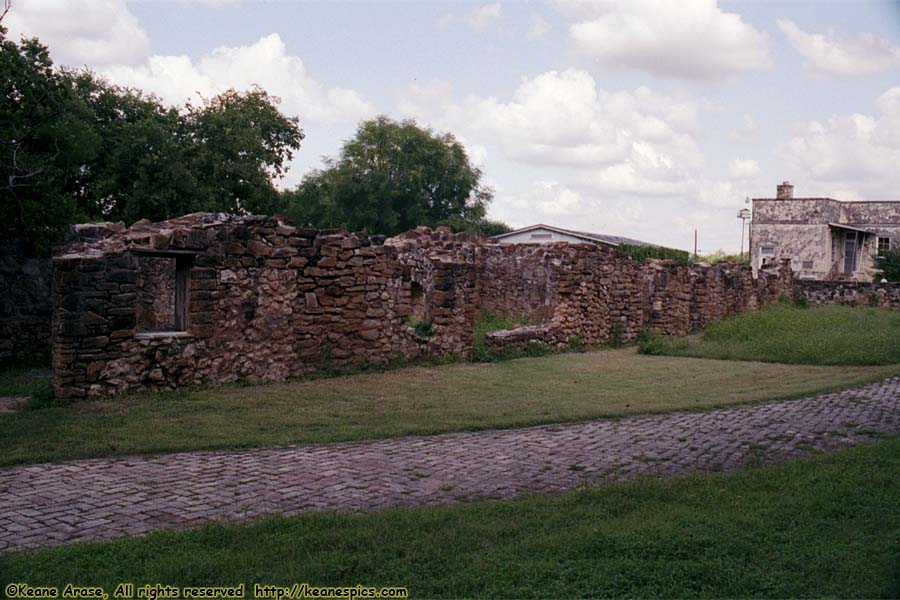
[52,214,794,398]
[794,280,900,308]
[0,240,52,364]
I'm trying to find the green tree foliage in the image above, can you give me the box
[618,243,692,265]
[281,116,495,236]
[0,33,95,250]
[696,250,750,264]
[0,30,304,252]
[873,245,900,282]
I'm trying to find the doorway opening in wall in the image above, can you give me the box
[134,251,193,334]
[843,231,861,274]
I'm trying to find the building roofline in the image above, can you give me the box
[753,197,900,204]
[490,224,620,246]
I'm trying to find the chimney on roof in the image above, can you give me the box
[776,181,794,199]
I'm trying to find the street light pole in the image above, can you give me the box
[737,208,751,261]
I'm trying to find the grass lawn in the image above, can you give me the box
[0,362,52,399]
[1,348,898,466]
[3,436,899,598]
[640,303,900,365]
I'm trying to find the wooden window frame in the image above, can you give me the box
[132,248,195,334]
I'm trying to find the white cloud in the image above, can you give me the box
[102,33,376,126]
[527,14,550,40]
[5,0,149,66]
[401,68,704,197]
[468,3,502,30]
[728,159,760,179]
[551,0,616,20]
[728,114,758,142]
[777,19,900,77]
[490,180,645,234]
[779,86,900,197]
[437,3,502,31]
[129,0,240,5]
[566,0,771,81]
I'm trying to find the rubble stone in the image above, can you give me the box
[51,213,795,398]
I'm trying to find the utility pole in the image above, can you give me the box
[694,229,698,261]
[737,208,751,261]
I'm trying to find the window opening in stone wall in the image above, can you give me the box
[136,254,192,333]
[878,236,891,257]
[409,281,427,323]
[802,260,813,269]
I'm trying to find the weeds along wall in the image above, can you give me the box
[52,215,793,398]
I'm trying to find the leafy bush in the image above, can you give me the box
[609,322,625,348]
[696,250,750,264]
[407,319,433,338]
[873,246,900,282]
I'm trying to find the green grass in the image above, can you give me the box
[0,362,52,401]
[1,348,897,466]
[640,303,900,365]
[3,437,899,598]
[470,310,532,362]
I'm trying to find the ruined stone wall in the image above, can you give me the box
[641,258,791,337]
[53,215,794,398]
[0,241,52,364]
[794,280,900,309]
[53,215,435,398]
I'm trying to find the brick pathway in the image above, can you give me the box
[2,378,899,552]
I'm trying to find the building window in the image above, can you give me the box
[530,233,552,240]
[878,236,891,256]
[802,260,813,269]
[135,253,192,333]
[759,245,776,268]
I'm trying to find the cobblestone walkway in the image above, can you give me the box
[2,378,900,552]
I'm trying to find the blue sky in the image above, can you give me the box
[8,0,900,251]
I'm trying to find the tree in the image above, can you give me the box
[874,246,900,282]
[184,87,303,216]
[281,116,493,236]
[0,29,96,250]
[0,29,304,251]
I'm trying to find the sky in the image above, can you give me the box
[6,0,900,252]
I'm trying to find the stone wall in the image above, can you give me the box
[52,214,794,398]
[794,280,900,308]
[0,241,52,364]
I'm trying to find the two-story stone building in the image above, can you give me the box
[750,182,900,281]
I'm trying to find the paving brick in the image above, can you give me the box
[1,376,899,552]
